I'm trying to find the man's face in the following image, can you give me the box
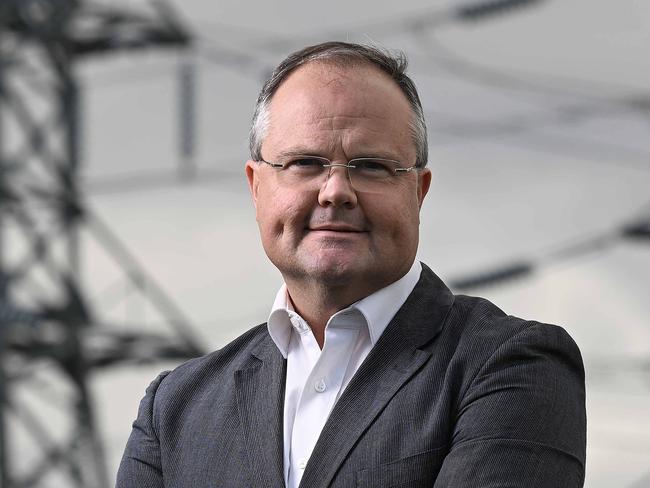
[246,62,431,297]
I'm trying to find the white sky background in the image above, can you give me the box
[10,0,650,486]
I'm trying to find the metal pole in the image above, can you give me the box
[0,33,11,488]
[58,41,110,488]
[178,52,197,180]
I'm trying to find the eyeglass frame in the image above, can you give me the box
[256,154,420,183]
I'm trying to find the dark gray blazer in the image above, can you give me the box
[117,264,586,487]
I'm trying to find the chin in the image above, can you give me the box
[305,253,370,287]
[311,267,359,287]
[317,252,414,289]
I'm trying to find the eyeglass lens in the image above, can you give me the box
[273,157,405,193]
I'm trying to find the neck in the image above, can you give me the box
[284,268,409,348]
[284,280,371,349]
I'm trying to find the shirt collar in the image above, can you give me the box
[267,285,294,357]
[353,260,422,344]
[267,261,422,357]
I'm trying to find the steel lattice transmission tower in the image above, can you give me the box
[0,1,204,486]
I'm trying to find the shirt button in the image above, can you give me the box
[298,458,307,470]
[314,378,326,393]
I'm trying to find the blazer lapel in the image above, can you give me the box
[234,335,287,488]
[299,265,455,488]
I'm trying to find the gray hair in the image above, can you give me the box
[249,41,429,168]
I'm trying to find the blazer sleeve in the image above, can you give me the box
[115,371,170,488]
[434,322,587,487]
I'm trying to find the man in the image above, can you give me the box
[117,42,586,487]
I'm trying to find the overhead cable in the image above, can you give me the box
[450,213,650,290]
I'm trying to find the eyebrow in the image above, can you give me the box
[274,147,401,161]
[274,148,322,159]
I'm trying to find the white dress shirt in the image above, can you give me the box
[267,260,422,488]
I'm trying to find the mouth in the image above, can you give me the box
[308,224,366,233]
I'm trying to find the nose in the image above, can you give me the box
[317,165,358,208]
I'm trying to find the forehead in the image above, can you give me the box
[263,61,415,158]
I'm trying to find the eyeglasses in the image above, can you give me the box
[258,155,419,193]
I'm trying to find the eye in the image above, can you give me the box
[285,157,326,172]
[353,159,395,177]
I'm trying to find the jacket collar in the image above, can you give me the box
[299,263,455,488]
[234,264,454,488]
[234,336,287,487]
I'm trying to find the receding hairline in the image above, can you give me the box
[257,62,419,167]
[249,42,428,167]
[281,53,395,75]
[269,58,415,108]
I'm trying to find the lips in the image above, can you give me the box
[309,224,365,232]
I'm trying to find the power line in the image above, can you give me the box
[498,130,650,171]
[426,97,645,139]
[410,24,650,170]
[14,1,647,217]
[200,0,545,54]
[81,1,550,88]
[84,165,244,195]
[456,0,544,21]
[60,0,650,109]
[194,40,272,79]
[72,37,270,90]
[426,108,650,172]
[190,0,645,122]
[412,27,650,105]
[449,211,650,290]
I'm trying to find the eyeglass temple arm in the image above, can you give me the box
[259,160,284,168]
[394,166,418,173]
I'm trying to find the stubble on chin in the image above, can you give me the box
[279,242,364,289]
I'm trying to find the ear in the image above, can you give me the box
[416,168,432,209]
[245,160,260,209]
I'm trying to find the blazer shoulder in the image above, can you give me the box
[441,294,583,381]
[431,295,586,485]
[448,293,577,347]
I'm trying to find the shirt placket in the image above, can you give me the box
[287,314,360,488]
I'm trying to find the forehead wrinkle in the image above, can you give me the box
[264,62,416,162]
[315,113,388,131]
[289,115,405,162]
